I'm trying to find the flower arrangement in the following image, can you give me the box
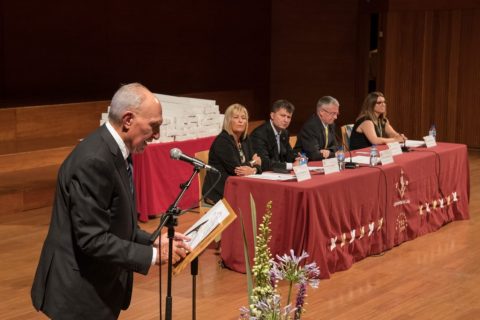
[239,196,320,320]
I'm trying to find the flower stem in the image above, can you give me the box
[287,281,293,307]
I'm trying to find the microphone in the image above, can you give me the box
[336,131,358,169]
[401,139,410,152]
[345,147,359,169]
[170,148,219,173]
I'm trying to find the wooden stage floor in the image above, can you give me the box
[1,151,479,320]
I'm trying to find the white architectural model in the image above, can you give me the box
[100,93,223,142]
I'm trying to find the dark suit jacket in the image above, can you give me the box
[202,130,261,203]
[294,114,338,161]
[250,121,296,171]
[31,125,153,319]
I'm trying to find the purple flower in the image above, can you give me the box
[294,282,307,320]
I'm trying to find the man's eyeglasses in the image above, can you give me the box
[321,109,340,117]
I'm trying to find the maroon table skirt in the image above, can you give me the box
[221,142,470,279]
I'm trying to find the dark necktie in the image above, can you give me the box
[126,155,134,195]
[276,133,281,153]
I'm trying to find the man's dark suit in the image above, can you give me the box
[250,121,296,171]
[31,125,153,319]
[294,114,338,161]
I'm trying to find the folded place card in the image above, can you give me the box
[379,149,394,165]
[387,142,403,156]
[322,158,340,175]
[293,164,312,182]
[423,135,437,148]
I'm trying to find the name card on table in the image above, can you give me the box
[322,158,340,175]
[387,142,403,156]
[423,135,437,148]
[379,149,394,165]
[293,164,312,182]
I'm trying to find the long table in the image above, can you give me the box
[133,136,215,222]
[220,142,470,279]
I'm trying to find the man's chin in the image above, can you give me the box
[132,142,148,154]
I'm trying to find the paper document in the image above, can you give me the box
[405,140,426,147]
[245,172,295,181]
[345,156,371,165]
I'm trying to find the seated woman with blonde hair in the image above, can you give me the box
[202,103,262,204]
[349,91,407,150]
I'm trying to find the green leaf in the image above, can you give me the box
[239,211,253,306]
[249,193,257,250]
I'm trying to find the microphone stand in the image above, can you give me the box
[150,165,201,320]
[342,140,358,169]
[345,147,359,169]
[335,131,357,169]
[401,139,410,153]
[191,257,199,320]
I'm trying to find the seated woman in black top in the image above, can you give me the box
[349,92,407,150]
[202,103,262,204]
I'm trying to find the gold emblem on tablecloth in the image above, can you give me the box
[395,212,408,232]
[395,169,409,199]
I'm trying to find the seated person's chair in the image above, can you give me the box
[194,150,210,215]
[289,135,297,149]
[195,149,221,246]
[341,124,353,151]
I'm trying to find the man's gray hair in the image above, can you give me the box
[108,83,148,124]
[316,96,339,110]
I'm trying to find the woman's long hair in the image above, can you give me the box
[222,103,249,140]
[356,91,387,126]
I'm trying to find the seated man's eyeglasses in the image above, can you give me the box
[321,109,340,117]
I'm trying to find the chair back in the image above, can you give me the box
[289,135,297,149]
[341,124,354,150]
[247,120,265,134]
[195,150,210,214]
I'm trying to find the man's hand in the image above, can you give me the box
[155,232,192,265]
[235,165,257,176]
[320,149,331,159]
[251,153,262,167]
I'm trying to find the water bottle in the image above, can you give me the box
[429,124,437,141]
[369,144,379,167]
[336,146,345,171]
[299,152,308,165]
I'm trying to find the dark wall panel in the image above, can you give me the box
[0,1,271,119]
[383,2,480,147]
[270,0,362,133]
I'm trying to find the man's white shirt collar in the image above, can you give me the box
[106,121,129,160]
[270,120,281,136]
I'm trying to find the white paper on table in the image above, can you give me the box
[307,166,324,172]
[405,140,426,148]
[345,155,371,165]
[245,172,295,181]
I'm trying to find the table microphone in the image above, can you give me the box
[345,147,359,169]
[170,148,219,173]
[401,139,410,152]
[336,132,358,169]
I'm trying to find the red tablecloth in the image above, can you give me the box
[133,136,215,222]
[221,142,470,278]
